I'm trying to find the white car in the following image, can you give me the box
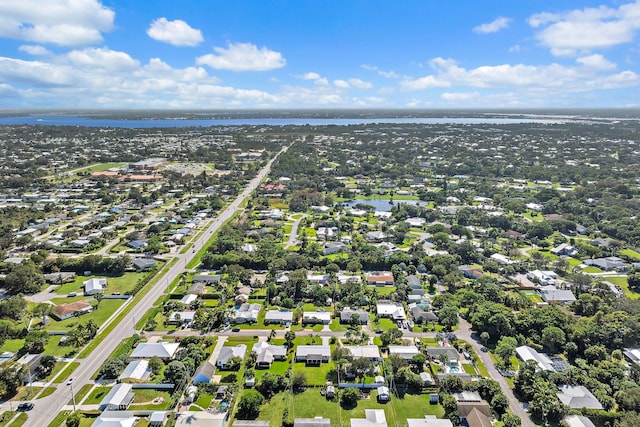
[66,377,75,385]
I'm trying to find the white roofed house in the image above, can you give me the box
[302,311,331,325]
[252,341,288,368]
[130,342,180,361]
[216,344,247,369]
[234,303,262,324]
[84,277,107,295]
[264,310,293,325]
[350,409,387,427]
[376,300,406,320]
[118,360,152,383]
[295,345,331,365]
[99,383,135,411]
[345,345,382,362]
[167,311,196,326]
[515,345,555,372]
[388,345,420,360]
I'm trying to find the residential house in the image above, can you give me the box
[192,274,222,284]
[167,311,196,326]
[540,285,576,304]
[44,272,76,284]
[16,353,43,383]
[563,415,596,427]
[406,275,421,289]
[527,270,557,286]
[92,412,138,427]
[174,411,226,427]
[130,342,180,361]
[345,345,382,362]
[192,361,216,384]
[295,345,331,365]
[405,217,426,228]
[376,300,406,320]
[294,418,331,427]
[366,272,394,286]
[252,341,288,368]
[409,306,438,324]
[623,348,640,367]
[407,415,453,427]
[551,243,577,257]
[425,347,460,364]
[264,310,293,325]
[324,241,347,255]
[181,294,198,305]
[515,345,555,372]
[118,360,152,383]
[388,345,420,360]
[52,301,93,320]
[364,231,387,243]
[84,277,107,295]
[216,345,247,369]
[302,311,331,325]
[459,266,483,280]
[132,258,156,271]
[234,303,262,324]
[457,404,492,427]
[340,307,368,325]
[583,256,629,272]
[126,239,147,251]
[350,409,387,427]
[99,383,135,411]
[233,421,271,427]
[557,385,603,410]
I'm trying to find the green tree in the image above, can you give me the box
[284,330,296,348]
[149,356,164,375]
[164,360,188,386]
[4,262,45,294]
[340,387,360,408]
[236,389,264,419]
[541,326,566,354]
[501,413,521,427]
[23,329,49,353]
[438,305,459,331]
[494,336,518,368]
[66,412,81,427]
[291,370,307,390]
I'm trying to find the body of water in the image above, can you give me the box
[0,115,564,128]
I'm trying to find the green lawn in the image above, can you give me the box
[603,275,639,300]
[292,361,336,385]
[55,273,145,296]
[47,299,124,330]
[329,319,348,332]
[84,386,111,404]
[72,384,93,404]
[130,389,172,410]
[368,286,396,296]
[4,412,26,427]
[0,339,23,353]
[53,362,79,383]
[255,388,444,427]
[620,248,640,261]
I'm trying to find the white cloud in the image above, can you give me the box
[334,79,350,88]
[529,1,640,56]
[67,48,139,72]
[441,92,481,102]
[348,78,372,89]
[401,56,639,95]
[577,54,616,70]
[473,17,511,34]
[147,18,203,47]
[509,45,521,53]
[298,72,328,85]
[361,64,399,78]
[0,0,114,46]
[19,45,51,56]
[196,42,285,71]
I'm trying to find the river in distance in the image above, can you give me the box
[0,115,565,128]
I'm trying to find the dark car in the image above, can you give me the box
[231,328,240,332]
[17,402,34,411]
[375,329,383,334]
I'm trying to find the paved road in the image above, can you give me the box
[456,316,535,427]
[284,214,306,249]
[24,144,292,427]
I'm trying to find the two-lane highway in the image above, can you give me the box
[25,143,291,427]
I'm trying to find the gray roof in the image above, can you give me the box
[233,422,271,427]
[296,345,331,358]
[130,342,180,359]
[118,360,151,381]
[294,418,331,427]
[558,385,603,410]
[217,344,247,366]
[100,383,134,408]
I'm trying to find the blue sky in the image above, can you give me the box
[1,0,639,109]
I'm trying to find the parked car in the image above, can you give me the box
[231,328,240,332]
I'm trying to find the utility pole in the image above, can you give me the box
[70,382,76,412]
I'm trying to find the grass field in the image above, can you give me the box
[254,388,444,427]
[620,248,640,261]
[84,386,111,404]
[55,272,145,296]
[602,275,639,300]
[292,361,336,385]
[48,299,124,330]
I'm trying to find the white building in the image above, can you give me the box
[84,277,107,295]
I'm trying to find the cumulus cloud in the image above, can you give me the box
[299,72,328,85]
[401,56,639,93]
[361,64,399,78]
[67,48,139,72]
[334,79,350,88]
[0,0,114,46]
[196,42,285,71]
[348,78,373,89]
[473,17,511,34]
[529,1,640,56]
[19,45,51,56]
[441,92,481,102]
[147,18,203,47]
